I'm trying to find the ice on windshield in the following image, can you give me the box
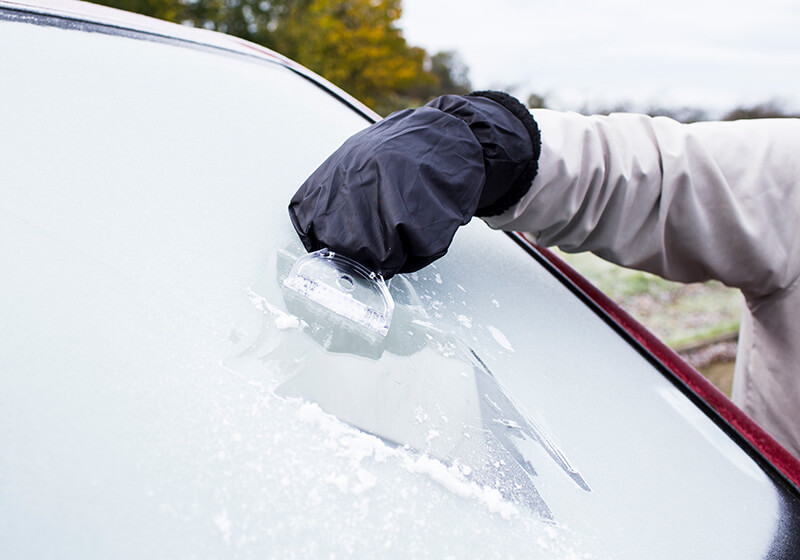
[220,230,791,559]
[235,247,590,522]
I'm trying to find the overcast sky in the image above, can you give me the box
[400,0,800,116]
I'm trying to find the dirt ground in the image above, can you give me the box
[679,338,738,396]
[696,360,735,396]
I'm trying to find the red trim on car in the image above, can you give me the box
[232,39,289,63]
[522,237,800,488]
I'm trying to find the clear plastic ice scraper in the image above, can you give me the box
[282,249,394,342]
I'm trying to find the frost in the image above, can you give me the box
[247,287,304,330]
[337,434,379,463]
[247,288,281,315]
[296,402,391,464]
[227,329,244,343]
[410,319,436,331]
[484,395,501,413]
[353,469,378,494]
[433,339,457,358]
[294,402,520,519]
[213,509,232,544]
[488,325,514,352]
[274,313,302,330]
[493,418,522,430]
[402,455,519,520]
[325,473,350,493]
[297,401,338,428]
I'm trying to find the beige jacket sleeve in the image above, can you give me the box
[485,110,800,456]
[485,110,800,299]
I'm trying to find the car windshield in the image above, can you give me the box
[1,9,799,559]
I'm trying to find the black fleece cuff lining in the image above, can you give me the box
[468,90,541,217]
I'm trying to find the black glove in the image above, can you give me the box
[288,91,540,278]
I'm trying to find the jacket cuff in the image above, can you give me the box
[468,91,541,217]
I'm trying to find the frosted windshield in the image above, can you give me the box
[1,12,798,560]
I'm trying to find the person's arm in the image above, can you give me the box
[486,110,800,298]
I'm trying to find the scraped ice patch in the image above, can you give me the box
[247,287,304,330]
[248,288,280,314]
[297,401,347,433]
[493,418,522,430]
[274,313,302,330]
[293,402,521,519]
[297,402,384,495]
[433,339,457,358]
[434,273,442,284]
[410,319,443,334]
[491,298,500,307]
[296,401,393,464]
[484,395,502,413]
[488,325,514,352]
[426,429,440,442]
[336,433,382,463]
[402,455,519,520]
[457,314,472,329]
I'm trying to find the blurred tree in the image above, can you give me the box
[92,0,467,115]
[645,105,708,123]
[92,0,289,44]
[179,0,279,44]
[527,93,546,108]
[99,0,184,22]
[273,0,435,114]
[579,100,709,123]
[428,50,471,95]
[723,101,799,120]
[400,49,472,106]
